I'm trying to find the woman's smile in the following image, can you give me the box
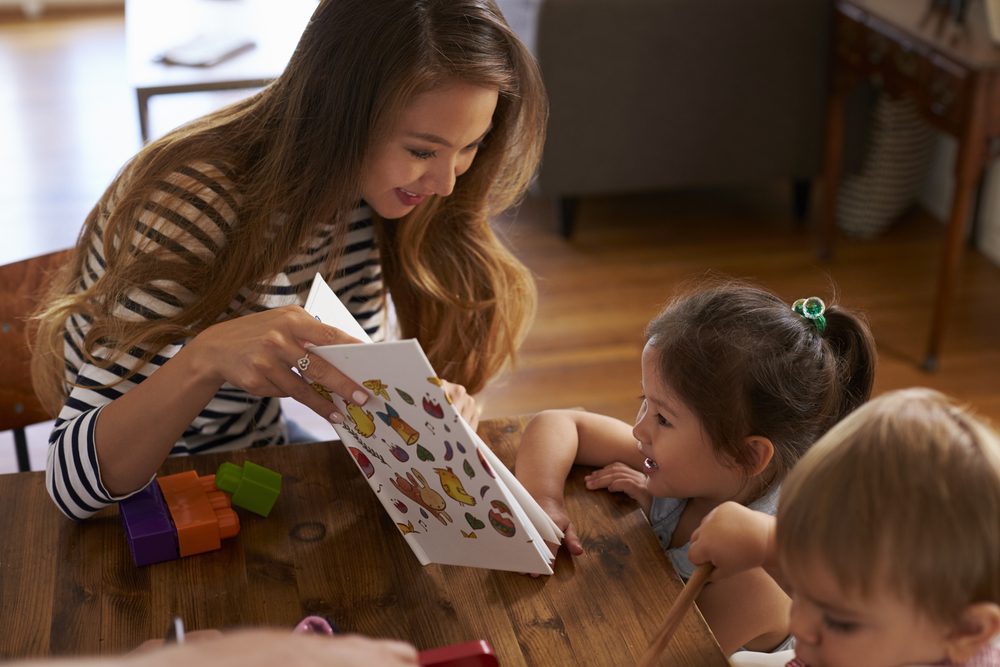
[395,187,428,207]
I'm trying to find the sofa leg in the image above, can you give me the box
[792,180,811,225]
[559,197,579,239]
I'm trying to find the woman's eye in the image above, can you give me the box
[463,141,484,153]
[408,149,435,160]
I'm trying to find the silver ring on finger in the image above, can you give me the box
[296,352,311,374]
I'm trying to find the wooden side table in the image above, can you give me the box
[820,0,1000,371]
[126,0,317,143]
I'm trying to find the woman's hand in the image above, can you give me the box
[583,462,652,512]
[439,380,479,431]
[688,501,776,582]
[188,305,372,423]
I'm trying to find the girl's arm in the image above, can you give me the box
[515,409,641,554]
[695,567,791,655]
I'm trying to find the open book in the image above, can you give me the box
[303,275,561,575]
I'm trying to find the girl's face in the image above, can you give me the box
[784,559,952,667]
[361,81,498,219]
[633,342,744,501]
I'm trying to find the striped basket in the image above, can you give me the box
[836,95,935,239]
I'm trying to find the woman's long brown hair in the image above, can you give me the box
[31,0,545,414]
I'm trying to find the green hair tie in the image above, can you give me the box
[792,297,827,333]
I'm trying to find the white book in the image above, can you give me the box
[303,274,561,575]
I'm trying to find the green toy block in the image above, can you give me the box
[215,460,281,517]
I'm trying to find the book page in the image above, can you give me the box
[304,275,554,574]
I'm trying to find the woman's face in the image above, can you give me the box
[361,81,498,219]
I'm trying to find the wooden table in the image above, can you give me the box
[126,0,317,143]
[0,418,727,666]
[820,0,1000,371]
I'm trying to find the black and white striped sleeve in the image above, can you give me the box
[46,162,238,519]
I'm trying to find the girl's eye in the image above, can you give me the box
[408,149,435,160]
[822,615,858,633]
[657,413,670,427]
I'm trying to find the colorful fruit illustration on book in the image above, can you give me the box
[422,394,444,419]
[477,448,496,478]
[394,387,414,405]
[376,403,419,445]
[488,500,516,538]
[348,447,375,478]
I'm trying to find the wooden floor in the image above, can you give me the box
[1,10,998,476]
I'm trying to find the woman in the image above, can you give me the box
[31,0,546,520]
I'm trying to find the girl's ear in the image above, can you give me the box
[945,602,1000,664]
[742,436,775,477]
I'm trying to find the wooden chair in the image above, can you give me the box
[0,250,72,472]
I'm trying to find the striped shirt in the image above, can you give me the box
[46,161,385,520]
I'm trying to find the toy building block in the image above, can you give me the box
[157,470,240,557]
[119,481,179,566]
[418,640,498,667]
[215,460,282,517]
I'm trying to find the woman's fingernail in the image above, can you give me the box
[329,412,344,424]
[352,390,368,405]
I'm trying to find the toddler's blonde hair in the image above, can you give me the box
[776,387,1000,626]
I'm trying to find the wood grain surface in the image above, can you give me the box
[0,417,727,666]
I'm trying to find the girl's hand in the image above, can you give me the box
[584,462,652,511]
[439,380,480,431]
[688,501,776,581]
[536,496,584,557]
[188,305,371,423]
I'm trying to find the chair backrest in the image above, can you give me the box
[0,249,73,432]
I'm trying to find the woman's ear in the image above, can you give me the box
[945,602,1000,664]
[742,436,775,477]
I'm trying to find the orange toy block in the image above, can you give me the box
[157,471,239,557]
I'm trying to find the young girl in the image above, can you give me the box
[514,279,877,655]
[31,0,546,520]
[689,388,1000,667]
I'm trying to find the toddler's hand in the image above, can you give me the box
[688,501,775,581]
[584,462,652,510]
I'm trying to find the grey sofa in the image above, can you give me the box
[499,0,835,237]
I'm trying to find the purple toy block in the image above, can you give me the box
[119,481,179,566]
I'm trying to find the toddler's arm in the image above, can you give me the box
[515,409,642,555]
